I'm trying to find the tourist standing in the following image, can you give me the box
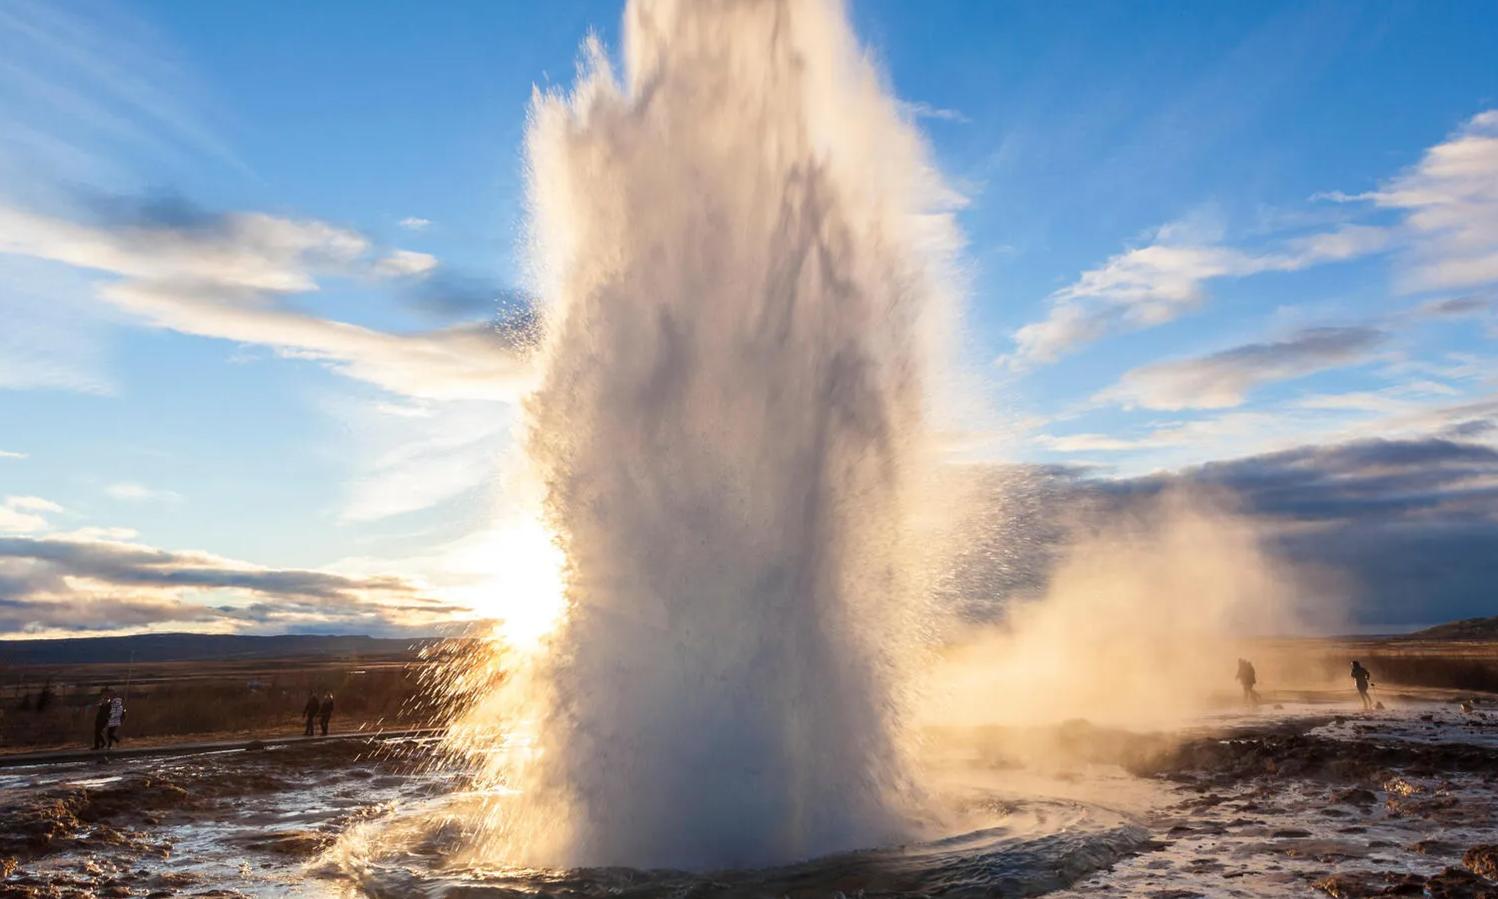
[92,689,112,749]
[1235,658,1259,707]
[1350,661,1373,710]
[318,692,334,736]
[303,692,320,736]
[105,692,126,748]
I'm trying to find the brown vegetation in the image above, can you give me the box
[0,654,450,752]
[1244,638,1498,696]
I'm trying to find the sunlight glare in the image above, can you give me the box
[453,516,568,650]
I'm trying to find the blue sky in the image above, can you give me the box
[2,0,1496,637]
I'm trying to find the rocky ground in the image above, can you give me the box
[0,737,449,898]
[2,695,1495,898]
[1055,694,1498,897]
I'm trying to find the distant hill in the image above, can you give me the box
[1401,616,1498,642]
[0,633,441,666]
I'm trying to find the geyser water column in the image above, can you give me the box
[471,0,963,871]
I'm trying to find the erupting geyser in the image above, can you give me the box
[451,0,965,871]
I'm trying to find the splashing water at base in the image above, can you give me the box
[399,0,969,875]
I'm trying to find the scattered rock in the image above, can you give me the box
[1426,866,1498,899]
[1312,870,1488,898]
[1314,867,1498,899]
[1311,871,1423,897]
[1413,839,1461,856]
[1466,845,1498,880]
[229,830,329,857]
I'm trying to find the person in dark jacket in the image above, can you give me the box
[1351,661,1373,710]
[318,692,334,736]
[1236,658,1260,707]
[93,688,112,749]
[303,692,320,736]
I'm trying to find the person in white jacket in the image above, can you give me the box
[106,694,126,748]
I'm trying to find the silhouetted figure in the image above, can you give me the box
[303,692,320,736]
[106,694,126,748]
[92,689,112,750]
[1236,658,1259,706]
[1351,660,1373,710]
[318,692,334,736]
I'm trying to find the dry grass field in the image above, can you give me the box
[3,633,1494,755]
[0,653,447,753]
[1244,636,1498,696]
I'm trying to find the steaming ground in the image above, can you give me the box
[5,693,1498,897]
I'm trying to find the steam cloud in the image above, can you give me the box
[928,490,1344,730]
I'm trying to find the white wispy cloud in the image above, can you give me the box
[374,248,439,278]
[1006,109,1498,368]
[398,216,432,231]
[0,253,120,395]
[337,398,513,522]
[0,495,61,533]
[1007,223,1389,366]
[0,509,47,533]
[1038,411,1297,456]
[1333,109,1498,294]
[1032,432,1144,453]
[105,481,182,503]
[7,496,61,513]
[0,0,241,187]
[1096,325,1387,411]
[0,450,26,459]
[1038,386,1498,478]
[0,205,366,291]
[899,100,970,124]
[0,203,535,402]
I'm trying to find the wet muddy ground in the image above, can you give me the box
[0,736,452,898]
[1054,694,1498,898]
[2,695,1496,897]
